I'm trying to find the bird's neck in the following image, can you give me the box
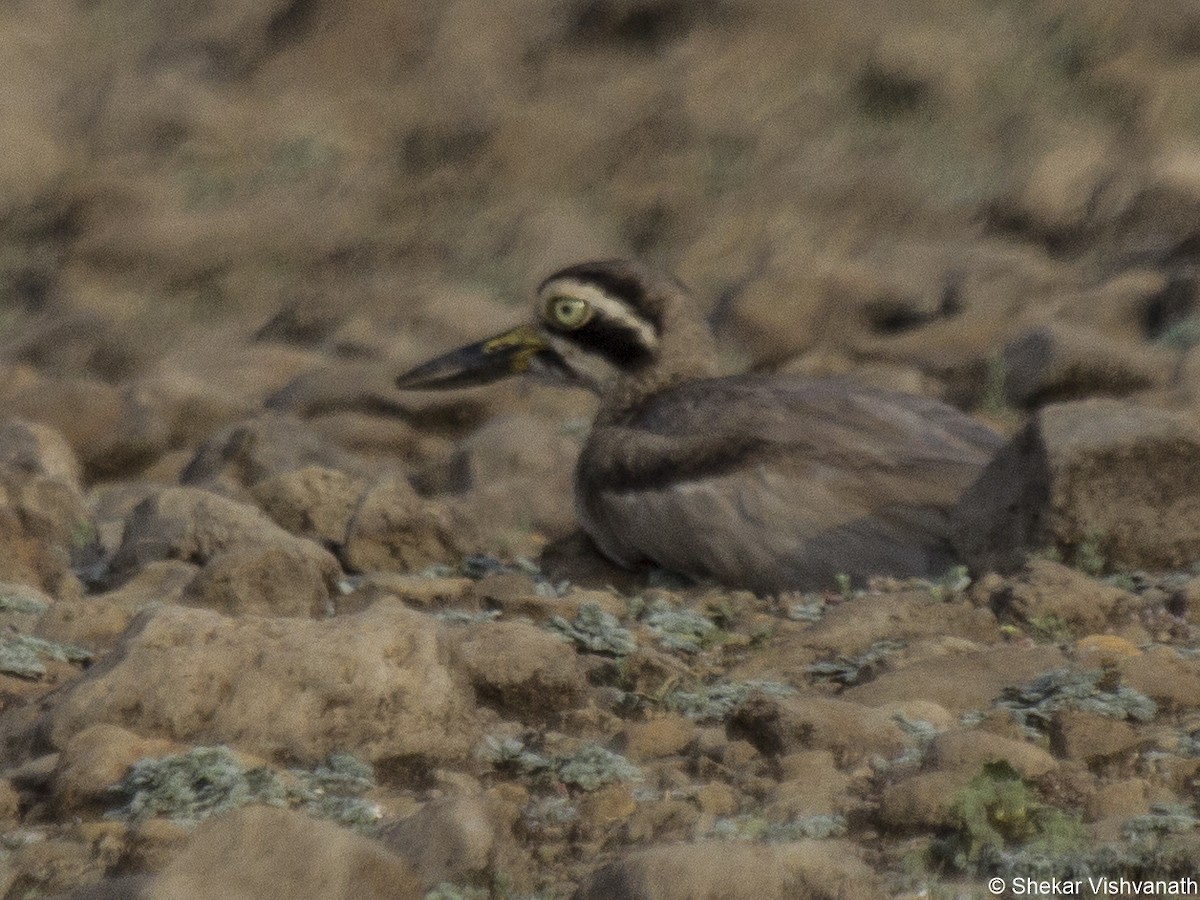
[595,326,719,426]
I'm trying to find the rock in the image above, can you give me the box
[618,715,697,761]
[42,604,478,765]
[0,777,18,826]
[341,476,467,574]
[453,620,584,717]
[996,560,1135,635]
[729,695,908,764]
[843,644,1066,713]
[379,794,517,887]
[146,805,422,900]
[796,590,1000,657]
[0,419,82,487]
[693,781,738,817]
[579,782,638,829]
[953,399,1200,573]
[0,837,104,899]
[179,414,369,492]
[447,413,581,544]
[767,750,850,818]
[573,840,882,900]
[108,487,339,588]
[539,529,649,594]
[1001,322,1176,407]
[337,573,473,616]
[1118,648,1200,712]
[1086,778,1150,822]
[181,545,335,618]
[879,769,974,831]
[36,561,198,650]
[53,724,176,812]
[250,466,370,545]
[1049,709,1141,765]
[928,728,1057,778]
[0,371,164,481]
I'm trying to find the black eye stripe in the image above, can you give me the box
[563,317,654,367]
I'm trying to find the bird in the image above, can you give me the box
[396,259,1003,594]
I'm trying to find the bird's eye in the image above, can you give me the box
[547,295,592,329]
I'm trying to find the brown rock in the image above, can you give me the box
[998,560,1134,636]
[573,840,883,900]
[0,777,18,826]
[844,644,1066,713]
[625,799,700,844]
[1119,649,1200,712]
[797,590,1000,657]
[336,573,473,615]
[380,795,516,887]
[108,487,339,587]
[0,372,164,481]
[36,561,198,650]
[179,414,369,492]
[53,724,176,812]
[1086,778,1150,822]
[0,836,104,898]
[250,465,370,544]
[453,620,584,717]
[147,805,421,900]
[619,715,697,761]
[341,476,467,574]
[447,413,581,545]
[182,545,334,618]
[693,781,738,817]
[1001,322,1175,407]
[879,769,974,831]
[578,782,638,829]
[42,604,477,765]
[928,729,1057,778]
[0,419,82,487]
[1049,709,1141,765]
[768,750,850,818]
[954,399,1200,573]
[730,695,908,764]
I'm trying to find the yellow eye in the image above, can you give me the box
[546,295,592,329]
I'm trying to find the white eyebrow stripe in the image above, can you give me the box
[541,277,659,349]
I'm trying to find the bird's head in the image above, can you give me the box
[396,259,717,399]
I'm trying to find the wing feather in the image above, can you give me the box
[576,375,1001,592]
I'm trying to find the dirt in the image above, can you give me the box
[1,0,1200,898]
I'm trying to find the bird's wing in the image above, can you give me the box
[577,375,1002,593]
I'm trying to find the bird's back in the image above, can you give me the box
[575,374,1002,593]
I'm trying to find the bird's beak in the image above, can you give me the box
[396,324,560,390]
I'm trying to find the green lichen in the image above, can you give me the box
[1026,613,1073,644]
[108,746,379,830]
[998,667,1157,732]
[553,744,640,791]
[939,762,1089,872]
[785,595,826,623]
[664,679,795,722]
[479,736,552,778]
[644,599,718,654]
[0,589,49,615]
[708,813,848,842]
[0,635,92,679]
[807,640,904,687]
[549,601,636,656]
[1073,529,1108,577]
[435,608,503,625]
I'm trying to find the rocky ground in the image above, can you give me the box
[2,0,1200,897]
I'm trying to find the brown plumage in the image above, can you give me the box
[397,259,1002,593]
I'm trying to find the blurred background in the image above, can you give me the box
[3,0,1200,554]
